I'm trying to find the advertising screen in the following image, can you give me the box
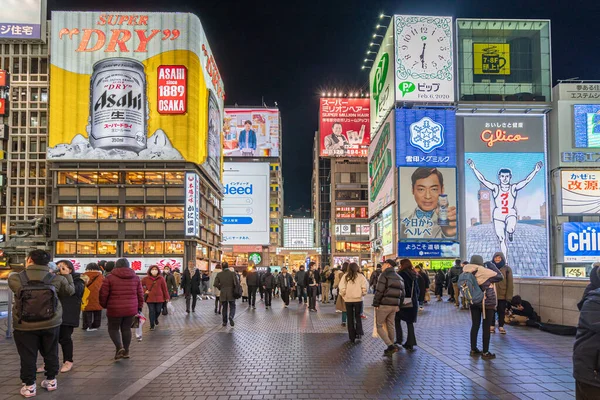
[398,241,460,258]
[319,97,370,157]
[381,205,394,256]
[368,110,395,217]
[573,104,600,148]
[223,108,279,157]
[563,222,600,263]
[335,207,368,219]
[48,12,224,167]
[394,15,454,103]
[0,0,45,40]
[67,257,182,274]
[463,116,548,276]
[370,21,395,133]
[399,167,457,240]
[561,170,600,215]
[396,108,456,167]
[284,218,314,248]
[222,162,270,245]
[473,43,510,75]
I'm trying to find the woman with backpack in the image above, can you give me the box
[338,262,367,343]
[141,265,170,331]
[82,263,104,331]
[396,259,420,351]
[462,255,503,360]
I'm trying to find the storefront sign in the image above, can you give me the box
[1,0,44,40]
[564,267,586,278]
[394,15,454,103]
[368,111,395,217]
[185,172,200,237]
[335,207,368,219]
[0,70,7,86]
[370,21,395,133]
[319,98,370,157]
[473,43,510,75]
[563,222,600,263]
[248,252,262,265]
[396,108,456,167]
[560,170,600,214]
[0,99,5,116]
[558,84,600,100]
[69,257,183,273]
[157,66,187,114]
[398,241,459,258]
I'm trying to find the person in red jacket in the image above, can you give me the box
[99,258,143,360]
[141,265,170,331]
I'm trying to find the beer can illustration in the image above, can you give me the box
[89,58,147,152]
[438,194,449,226]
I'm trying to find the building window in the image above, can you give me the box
[56,206,77,219]
[98,172,120,184]
[125,206,144,219]
[97,241,117,255]
[76,172,97,185]
[77,241,96,255]
[124,241,143,255]
[144,241,164,254]
[145,172,164,185]
[97,206,118,219]
[165,206,184,220]
[126,172,145,185]
[146,206,164,219]
[336,190,367,201]
[164,172,184,185]
[77,206,97,219]
[56,241,76,254]
[165,241,184,254]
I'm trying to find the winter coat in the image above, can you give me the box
[449,264,462,283]
[417,271,428,303]
[246,270,260,286]
[209,270,221,296]
[573,288,600,388]
[339,273,368,303]
[398,270,420,323]
[99,267,144,318]
[173,271,181,287]
[60,272,85,327]
[163,272,177,295]
[492,253,514,301]
[261,272,276,289]
[434,270,446,286]
[241,276,248,297]
[333,270,343,288]
[369,268,382,288]
[372,267,405,308]
[305,270,320,287]
[295,270,307,287]
[214,267,236,302]
[277,273,294,289]
[141,275,170,303]
[464,263,503,309]
[191,270,202,295]
[8,264,75,331]
[180,269,192,295]
[82,270,104,311]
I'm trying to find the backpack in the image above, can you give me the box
[233,273,242,299]
[457,272,484,306]
[16,271,58,323]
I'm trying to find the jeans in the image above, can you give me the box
[375,305,396,347]
[214,296,222,313]
[576,380,600,400]
[345,301,363,341]
[281,287,290,305]
[297,286,307,303]
[496,300,508,328]
[308,286,318,310]
[59,325,74,363]
[201,281,209,295]
[185,293,198,312]
[395,312,417,346]
[321,282,331,303]
[147,302,163,328]
[82,310,102,329]
[248,286,258,306]
[470,306,495,352]
[222,301,236,324]
[107,316,134,351]
[264,288,273,306]
[14,327,60,385]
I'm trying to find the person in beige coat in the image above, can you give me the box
[321,265,333,303]
[339,262,368,343]
[334,263,348,324]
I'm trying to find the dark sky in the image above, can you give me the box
[48,0,600,213]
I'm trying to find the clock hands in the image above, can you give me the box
[420,43,426,69]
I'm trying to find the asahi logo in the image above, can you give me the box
[94,90,143,111]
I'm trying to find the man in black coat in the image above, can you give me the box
[214,262,237,327]
[277,267,294,307]
[246,266,259,309]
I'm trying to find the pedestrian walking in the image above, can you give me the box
[173,267,182,295]
[573,263,600,400]
[9,250,75,397]
[261,267,276,309]
[415,265,429,309]
[214,261,237,327]
[141,265,170,331]
[104,261,115,276]
[241,269,249,302]
[163,266,177,298]
[99,258,144,361]
[277,267,294,307]
[181,266,201,313]
[491,252,513,334]
[335,263,348,324]
[209,264,222,314]
[201,270,210,299]
[56,260,85,373]
[81,262,104,331]
[246,265,259,309]
[295,265,308,305]
[462,255,503,360]
[449,259,465,308]
[434,269,446,301]
[369,264,382,293]
[396,259,420,350]
[306,262,320,312]
[372,259,404,357]
[339,262,368,343]
[321,265,333,303]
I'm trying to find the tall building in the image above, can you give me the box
[312,132,331,266]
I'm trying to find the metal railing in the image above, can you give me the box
[0,280,13,339]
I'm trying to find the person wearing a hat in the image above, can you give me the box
[462,254,503,360]
[573,263,600,399]
[372,259,405,356]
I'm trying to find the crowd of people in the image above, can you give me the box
[5,249,600,399]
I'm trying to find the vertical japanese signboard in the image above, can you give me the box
[368,110,395,217]
[370,21,395,133]
[157,66,187,115]
[185,172,200,237]
[319,98,370,157]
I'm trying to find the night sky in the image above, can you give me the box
[48,0,600,213]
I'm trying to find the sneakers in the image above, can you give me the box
[86,328,98,332]
[41,379,57,391]
[114,348,126,360]
[482,352,496,360]
[123,350,130,359]
[149,326,155,331]
[21,384,36,397]
[229,318,235,327]
[60,361,73,373]
[470,348,482,356]
[335,310,342,313]
[384,345,399,356]
[499,327,507,334]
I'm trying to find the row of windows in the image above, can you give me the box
[334,242,371,253]
[55,241,185,256]
[56,206,185,220]
[2,56,49,75]
[58,171,185,185]
[336,172,369,184]
[335,190,368,201]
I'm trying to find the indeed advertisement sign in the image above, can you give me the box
[222,162,270,245]
[563,222,600,263]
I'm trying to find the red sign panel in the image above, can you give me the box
[319,97,370,157]
[335,207,368,219]
[0,70,6,87]
[157,65,187,114]
[0,99,5,116]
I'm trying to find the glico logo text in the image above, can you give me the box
[224,183,253,195]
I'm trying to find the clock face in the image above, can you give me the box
[397,21,452,76]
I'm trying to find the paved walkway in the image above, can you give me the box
[0,293,576,400]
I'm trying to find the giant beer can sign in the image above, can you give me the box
[48,11,224,169]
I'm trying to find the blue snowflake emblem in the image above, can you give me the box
[409,117,444,153]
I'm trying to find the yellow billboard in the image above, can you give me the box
[473,43,511,75]
[48,12,225,180]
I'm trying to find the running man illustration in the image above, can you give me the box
[466,159,543,257]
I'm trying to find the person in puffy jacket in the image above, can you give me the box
[573,264,600,400]
[141,265,170,331]
[82,263,104,331]
[396,259,420,350]
[261,267,276,309]
[99,258,143,361]
[339,262,368,343]
[463,255,503,360]
[56,260,85,373]
[372,259,405,356]
[491,252,513,334]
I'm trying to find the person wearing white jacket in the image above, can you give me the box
[339,262,368,343]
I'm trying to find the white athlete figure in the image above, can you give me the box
[467,159,543,257]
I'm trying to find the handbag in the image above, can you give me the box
[401,279,416,308]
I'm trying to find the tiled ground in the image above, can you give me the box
[0,293,576,400]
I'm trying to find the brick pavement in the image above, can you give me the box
[0,293,576,400]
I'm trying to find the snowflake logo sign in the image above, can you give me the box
[409,117,444,153]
